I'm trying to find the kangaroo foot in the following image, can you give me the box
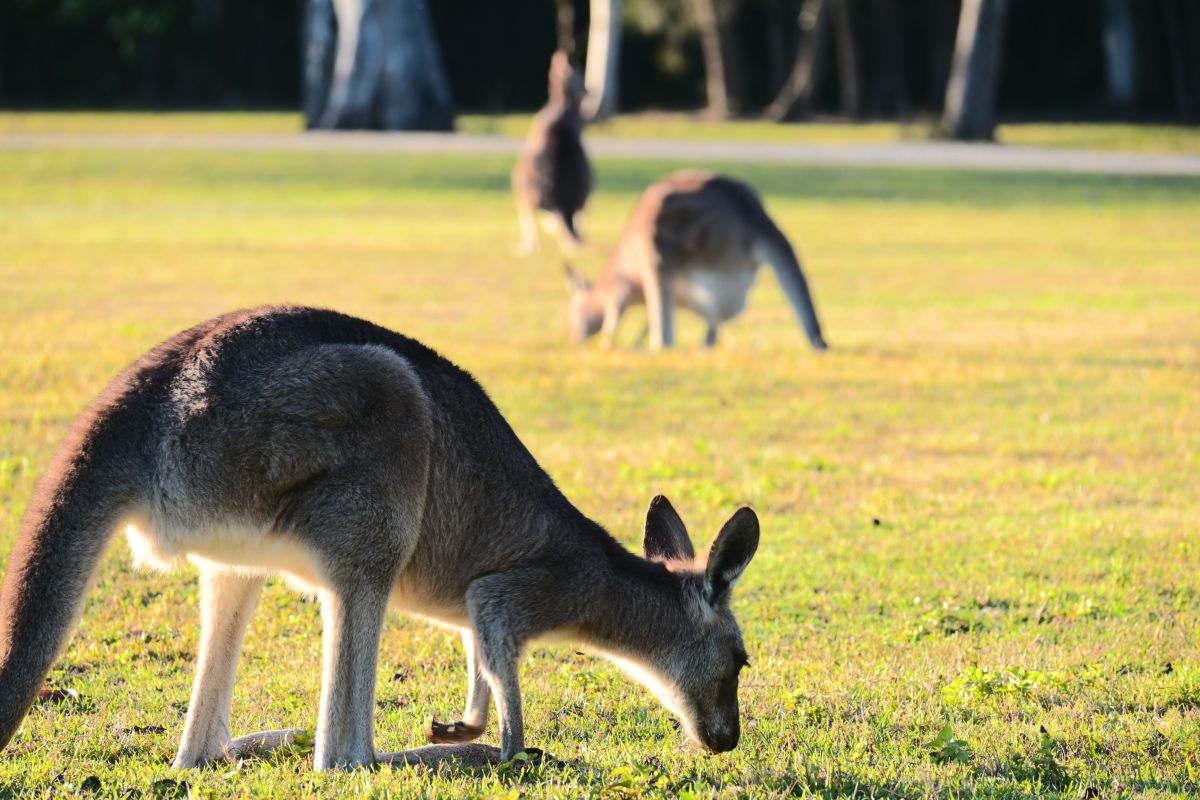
[224,728,309,761]
[379,743,501,768]
[426,715,485,744]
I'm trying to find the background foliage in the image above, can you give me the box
[1,0,1196,118]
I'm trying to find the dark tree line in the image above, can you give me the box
[2,0,1198,135]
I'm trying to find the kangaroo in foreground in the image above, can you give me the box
[512,50,592,255]
[0,306,759,770]
[566,171,828,350]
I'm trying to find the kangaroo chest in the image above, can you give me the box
[673,266,758,324]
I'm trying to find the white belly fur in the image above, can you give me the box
[125,518,327,591]
[676,267,757,324]
[124,518,469,625]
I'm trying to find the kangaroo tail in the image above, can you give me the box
[0,393,143,750]
[751,219,827,350]
[557,209,584,247]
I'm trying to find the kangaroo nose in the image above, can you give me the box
[695,723,739,753]
[709,730,739,753]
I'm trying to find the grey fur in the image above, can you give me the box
[0,306,758,769]
[512,51,593,255]
[567,170,828,350]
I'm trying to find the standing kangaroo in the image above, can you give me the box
[512,50,593,255]
[566,171,828,350]
[0,306,759,770]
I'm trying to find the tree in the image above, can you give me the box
[691,0,743,118]
[765,0,829,121]
[305,0,454,131]
[829,0,859,117]
[1163,0,1199,121]
[864,0,909,118]
[1102,0,1135,109]
[582,0,622,120]
[304,0,337,128]
[941,0,1009,141]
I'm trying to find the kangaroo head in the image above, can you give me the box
[635,496,759,753]
[564,263,602,342]
[548,50,585,106]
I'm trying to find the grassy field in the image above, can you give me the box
[2,111,1199,154]
[0,137,1198,799]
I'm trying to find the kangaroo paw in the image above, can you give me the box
[426,716,485,744]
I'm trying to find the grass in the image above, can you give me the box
[2,111,1199,154]
[0,135,1198,799]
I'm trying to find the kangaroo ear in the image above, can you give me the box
[564,262,589,293]
[704,507,759,605]
[644,495,695,562]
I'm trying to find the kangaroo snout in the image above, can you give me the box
[692,720,740,753]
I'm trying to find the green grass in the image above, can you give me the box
[3,111,1199,154]
[0,139,1198,799]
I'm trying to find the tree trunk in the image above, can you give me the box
[1102,0,1135,109]
[941,0,1009,141]
[1164,0,1198,121]
[582,0,621,121]
[763,0,786,94]
[866,0,909,118]
[765,0,829,121]
[309,0,454,131]
[692,0,743,118]
[830,0,860,117]
[928,0,958,113]
[304,0,337,128]
[0,0,5,98]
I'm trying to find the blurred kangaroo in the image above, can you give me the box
[0,306,759,770]
[566,170,828,350]
[512,50,592,255]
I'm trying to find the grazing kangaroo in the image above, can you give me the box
[566,170,828,350]
[512,50,592,255]
[0,306,759,771]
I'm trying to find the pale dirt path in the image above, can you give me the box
[2,130,1198,176]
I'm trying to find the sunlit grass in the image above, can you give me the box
[0,111,303,135]
[2,111,1198,155]
[999,122,1200,154]
[0,142,1197,798]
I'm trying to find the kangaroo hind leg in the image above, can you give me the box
[313,577,392,771]
[644,270,677,350]
[174,568,266,768]
[516,204,538,256]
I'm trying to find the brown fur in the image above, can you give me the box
[567,171,828,350]
[512,51,593,254]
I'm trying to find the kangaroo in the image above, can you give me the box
[0,306,759,771]
[512,50,593,255]
[566,170,828,350]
